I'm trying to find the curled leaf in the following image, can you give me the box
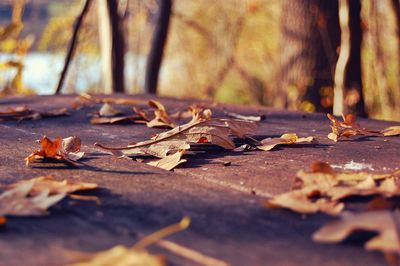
[257,133,315,151]
[25,136,85,166]
[327,113,381,142]
[146,100,177,128]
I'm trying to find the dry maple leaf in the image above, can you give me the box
[69,216,191,266]
[0,106,70,121]
[381,126,400,137]
[95,109,258,170]
[313,211,400,254]
[257,133,315,151]
[25,136,85,166]
[327,113,381,142]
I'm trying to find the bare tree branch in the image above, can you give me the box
[55,0,92,94]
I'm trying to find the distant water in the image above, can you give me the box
[0,52,146,94]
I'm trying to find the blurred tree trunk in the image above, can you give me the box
[390,0,400,84]
[98,0,125,93]
[333,0,366,116]
[144,0,172,94]
[279,0,340,113]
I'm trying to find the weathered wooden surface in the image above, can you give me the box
[0,95,399,266]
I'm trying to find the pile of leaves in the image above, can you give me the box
[0,176,97,225]
[95,108,260,170]
[94,105,316,170]
[327,114,400,141]
[266,162,400,262]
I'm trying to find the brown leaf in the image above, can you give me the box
[72,93,147,109]
[0,180,66,217]
[8,176,98,196]
[90,115,144,125]
[265,162,400,215]
[313,211,400,254]
[90,103,146,125]
[69,216,191,266]
[146,100,177,128]
[265,190,344,215]
[327,113,381,142]
[146,150,187,171]
[25,136,85,166]
[381,126,400,137]
[257,133,315,151]
[0,106,69,121]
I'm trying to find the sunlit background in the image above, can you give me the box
[0,0,399,121]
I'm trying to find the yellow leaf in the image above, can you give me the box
[257,133,315,151]
[381,126,400,137]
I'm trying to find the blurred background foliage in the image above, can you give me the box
[0,0,399,121]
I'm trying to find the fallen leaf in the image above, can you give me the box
[381,126,400,137]
[0,180,66,217]
[265,190,344,215]
[257,133,315,151]
[69,216,191,266]
[223,110,266,122]
[90,115,144,125]
[0,106,70,121]
[98,103,123,117]
[70,246,165,266]
[313,211,400,254]
[25,136,85,166]
[147,150,187,170]
[90,103,146,125]
[327,113,381,142]
[265,162,400,215]
[146,100,177,128]
[72,93,147,109]
[8,176,98,196]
